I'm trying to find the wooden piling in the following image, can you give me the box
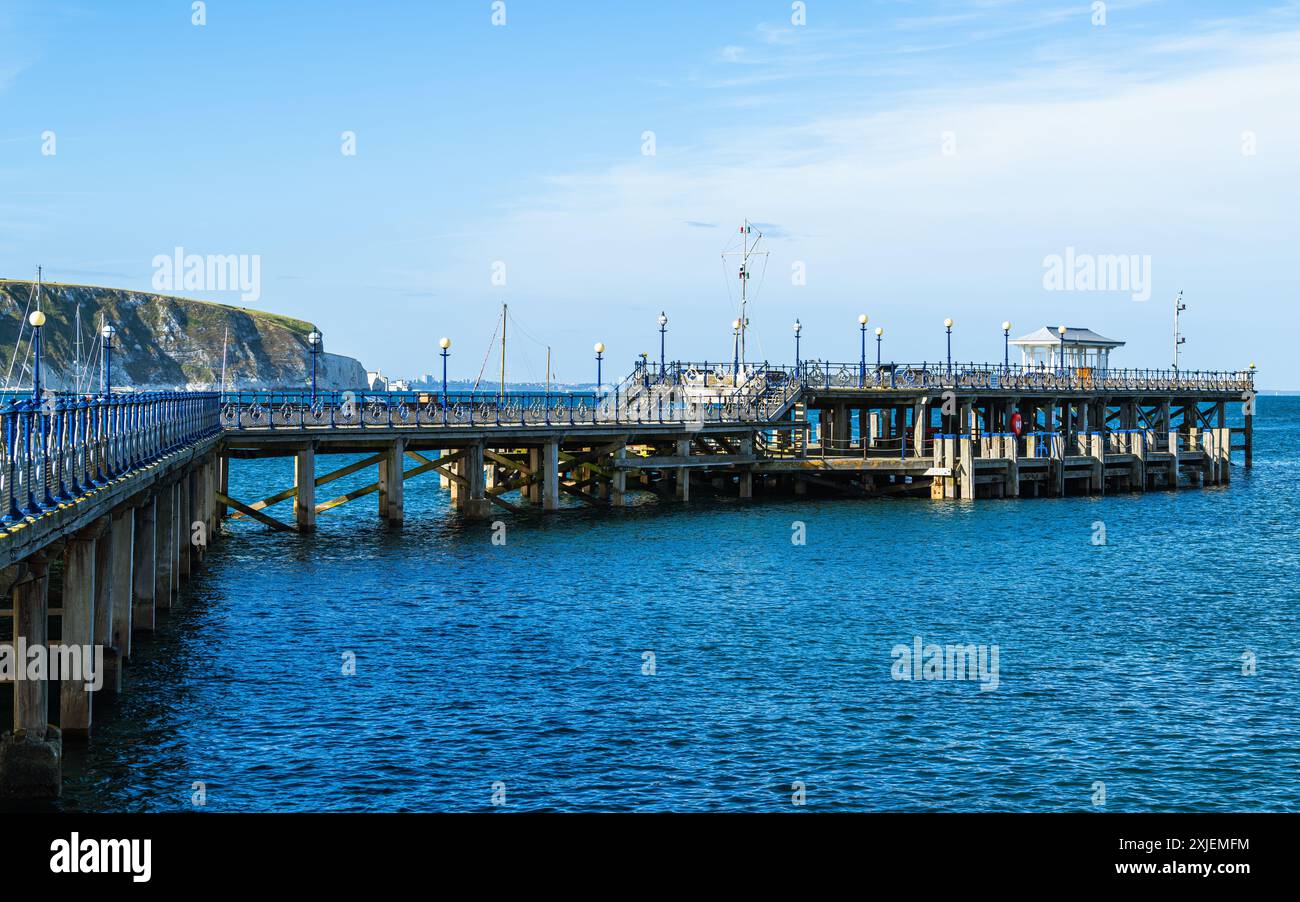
[295,447,317,532]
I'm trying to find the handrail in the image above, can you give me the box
[1,391,222,531]
[657,361,1253,393]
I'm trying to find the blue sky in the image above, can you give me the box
[2,0,1297,386]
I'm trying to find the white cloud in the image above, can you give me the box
[435,26,1300,379]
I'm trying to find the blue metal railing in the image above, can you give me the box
[0,392,221,530]
[655,360,1254,394]
[217,387,779,430]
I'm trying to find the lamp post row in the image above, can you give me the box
[20,311,1242,406]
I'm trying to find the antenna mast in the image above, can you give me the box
[1173,290,1186,371]
[721,220,767,366]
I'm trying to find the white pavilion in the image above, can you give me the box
[1009,326,1125,370]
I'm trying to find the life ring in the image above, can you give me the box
[1011,412,1023,436]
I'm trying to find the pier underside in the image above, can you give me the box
[216,387,1248,525]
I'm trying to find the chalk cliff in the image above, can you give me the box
[0,280,368,391]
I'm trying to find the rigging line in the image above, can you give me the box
[503,311,542,382]
[78,332,104,394]
[2,280,38,392]
[720,254,736,319]
[473,312,501,391]
[504,307,551,349]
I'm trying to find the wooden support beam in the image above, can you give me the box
[560,481,607,506]
[485,449,532,476]
[229,452,388,520]
[313,456,449,515]
[215,491,294,532]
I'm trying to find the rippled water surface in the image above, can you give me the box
[38,397,1300,811]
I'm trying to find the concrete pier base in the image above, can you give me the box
[542,441,560,511]
[462,443,490,520]
[111,506,135,663]
[0,727,61,800]
[611,447,627,506]
[154,483,175,611]
[92,516,121,694]
[133,495,156,633]
[60,536,96,738]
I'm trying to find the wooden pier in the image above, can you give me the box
[0,358,1254,798]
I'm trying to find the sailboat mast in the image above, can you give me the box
[220,326,229,392]
[499,303,507,403]
[98,311,105,392]
[75,304,83,389]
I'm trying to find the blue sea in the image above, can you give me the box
[45,397,1300,811]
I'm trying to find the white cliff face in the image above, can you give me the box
[1,280,370,391]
